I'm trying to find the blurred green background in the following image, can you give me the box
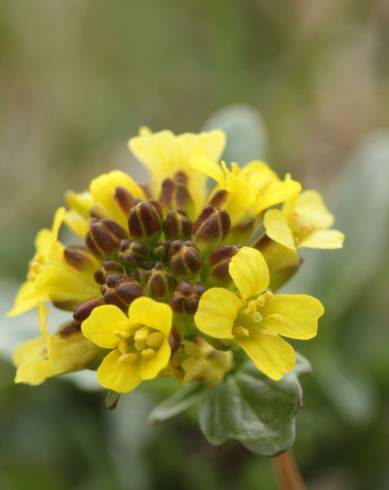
[1,1,389,489]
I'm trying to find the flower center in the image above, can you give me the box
[115,326,164,363]
[232,291,273,338]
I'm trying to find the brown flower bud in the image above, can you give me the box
[119,239,149,266]
[192,205,231,245]
[114,187,136,215]
[102,276,145,310]
[128,200,163,240]
[164,209,192,240]
[58,320,82,338]
[170,281,206,314]
[73,297,105,322]
[209,245,240,281]
[142,263,175,300]
[64,245,96,271]
[159,172,194,213]
[86,218,127,256]
[167,240,202,278]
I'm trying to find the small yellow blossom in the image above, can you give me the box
[169,338,232,386]
[264,190,344,250]
[8,208,100,317]
[81,297,173,393]
[190,157,301,225]
[129,128,226,215]
[14,305,98,385]
[195,247,324,380]
[65,170,146,236]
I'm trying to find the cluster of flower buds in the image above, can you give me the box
[9,128,343,395]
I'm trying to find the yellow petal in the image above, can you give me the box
[257,179,301,213]
[13,337,54,385]
[7,281,40,317]
[229,247,270,300]
[195,288,242,339]
[82,305,129,348]
[238,331,295,380]
[298,229,344,249]
[140,339,171,380]
[296,190,334,229]
[38,303,49,339]
[262,294,324,339]
[64,210,89,237]
[90,170,145,227]
[35,258,101,306]
[97,350,141,393]
[128,297,172,335]
[222,163,257,224]
[189,154,225,185]
[129,129,225,211]
[264,209,296,250]
[65,190,93,217]
[48,331,99,374]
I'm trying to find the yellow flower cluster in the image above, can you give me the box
[8,128,343,393]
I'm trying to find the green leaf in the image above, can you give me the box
[203,104,268,164]
[199,354,309,457]
[148,383,205,424]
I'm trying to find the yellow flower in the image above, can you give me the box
[81,297,173,393]
[169,338,233,386]
[190,157,301,225]
[264,190,345,250]
[129,127,226,215]
[65,170,146,236]
[14,305,98,385]
[195,247,324,380]
[8,207,101,317]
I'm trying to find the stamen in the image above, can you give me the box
[141,348,156,359]
[233,326,250,338]
[114,330,131,340]
[146,331,164,348]
[118,339,129,354]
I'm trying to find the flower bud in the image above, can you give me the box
[73,297,105,322]
[64,245,96,271]
[128,200,163,240]
[159,172,194,215]
[142,263,175,300]
[208,245,240,282]
[192,205,231,245]
[164,209,192,240]
[93,259,123,285]
[119,239,149,266]
[167,240,201,279]
[86,218,127,256]
[114,186,136,215]
[102,276,144,310]
[170,281,205,314]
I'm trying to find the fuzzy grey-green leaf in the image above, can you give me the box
[199,358,307,457]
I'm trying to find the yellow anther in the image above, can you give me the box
[146,331,164,349]
[141,348,156,360]
[118,339,129,354]
[115,330,131,340]
[233,326,250,338]
[134,327,149,342]
[118,352,138,363]
[243,301,257,315]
